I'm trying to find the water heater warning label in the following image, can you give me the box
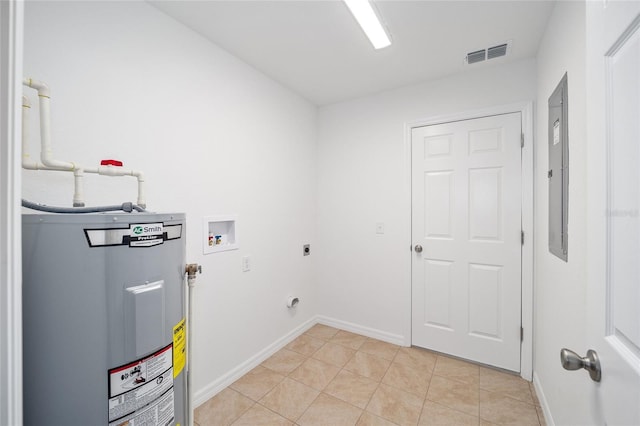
[129,222,164,247]
[172,318,186,379]
[108,344,174,424]
[109,388,174,426]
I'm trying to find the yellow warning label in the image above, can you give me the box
[173,318,186,378]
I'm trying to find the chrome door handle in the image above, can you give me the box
[414,245,423,253]
[560,348,601,382]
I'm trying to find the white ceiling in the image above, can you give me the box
[151,0,555,106]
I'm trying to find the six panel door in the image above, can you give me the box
[411,113,522,372]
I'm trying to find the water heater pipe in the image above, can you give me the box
[83,166,146,208]
[185,263,201,426]
[23,78,75,171]
[22,78,147,208]
[70,168,83,207]
[21,95,39,170]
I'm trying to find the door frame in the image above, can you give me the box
[404,102,534,380]
[0,0,24,424]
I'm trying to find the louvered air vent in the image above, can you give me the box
[466,49,486,64]
[466,41,510,65]
[487,43,508,59]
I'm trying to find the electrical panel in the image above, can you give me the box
[548,73,569,261]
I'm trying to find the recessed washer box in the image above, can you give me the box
[203,215,238,254]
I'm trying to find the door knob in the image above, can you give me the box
[560,348,601,382]
[414,245,423,253]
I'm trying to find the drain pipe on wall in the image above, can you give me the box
[22,78,146,208]
[23,78,75,171]
[185,263,202,426]
[22,95,37,169]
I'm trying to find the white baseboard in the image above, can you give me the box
[533,372,555,426]
[193,316,317,408]
[193,316,407,408]
[316,315,407,347]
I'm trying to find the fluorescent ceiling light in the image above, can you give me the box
[344,0,391,50]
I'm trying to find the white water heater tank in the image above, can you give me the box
[22,212,187,426]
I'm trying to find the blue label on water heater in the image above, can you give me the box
[129,222,164,247]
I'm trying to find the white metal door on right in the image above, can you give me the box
[411,113,522,372]
[585,2,640,424]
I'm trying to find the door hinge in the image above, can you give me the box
[520,326,524,342]
[521,230,524,245]
[521,133,524,148]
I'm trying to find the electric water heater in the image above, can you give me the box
[22,212,187,426]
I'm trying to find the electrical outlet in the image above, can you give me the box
[303,244,310,256]
[242,256,251,272]
[376,222,385,234]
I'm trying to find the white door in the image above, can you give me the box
[411,113,522,372]
[586,2,640,424]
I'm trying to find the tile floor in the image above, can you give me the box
[195,324,545,426]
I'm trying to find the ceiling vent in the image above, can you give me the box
[466,49,486,64]
[487,43,508,60]
[465,41,510,65]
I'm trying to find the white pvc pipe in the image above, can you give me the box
[136,172,146,209]
[22,91,86,206]
[23,78,75,171]
[38,95,75,171]
[23,81,82,205]
[84,167,146,208]
[22,77,49,97]
[73,169,85,207]
[22,77,147,208]
[21,95,39,170]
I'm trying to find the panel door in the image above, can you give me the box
[586,2,640,424]
[411,113,522,372]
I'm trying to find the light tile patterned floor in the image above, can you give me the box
[195,325,545,426]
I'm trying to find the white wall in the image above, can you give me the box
[316,59,536,343]
[22,1,318,403]
[533,2,590,425]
